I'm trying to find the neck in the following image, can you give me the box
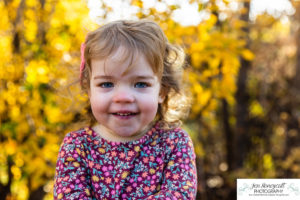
[92,122,155,143]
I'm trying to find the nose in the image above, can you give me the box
[112,86,135,103]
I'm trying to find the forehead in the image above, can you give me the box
[91,46,155,77]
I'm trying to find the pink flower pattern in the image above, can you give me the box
[53,123,197,199]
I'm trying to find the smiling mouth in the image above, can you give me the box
[112,112,138,116]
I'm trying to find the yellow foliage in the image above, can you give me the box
[206,14,218,28]
[0,37,12,66]
[6,140,17,155]
[24,19,38,42]
[26,0,39,7]
[9,106,21,121]
[208,57,221,69]
[194,143,205,157]
[11,179,29,200]
[250,101,265,117]
[25,8,36,20]
[222,55,240,75]
[263,153,275,177]
[45,105,63,124]
[0,0,94,199]
[0,3,10,29]
[241,49,255,61]
[11,166,22,180]
[15,153,24,168]
[26,60,50,85]
[220,75,236,99]
[15,122,29,136]
[0,99,5,115]
[191,52,202,68]
[263,154,274,170]
[131,0,143,8]
[190,42,205,52]
[197,90,212,107]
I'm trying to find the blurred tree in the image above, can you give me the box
[293,1,300,90]
[0,0,96,199]
[234,0,251,170]
[1,0,300,199]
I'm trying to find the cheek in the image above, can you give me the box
[90,94,107,113]
[139,96,160,113]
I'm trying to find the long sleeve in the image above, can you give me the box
[53,132,92,200]
[146,130,197,200]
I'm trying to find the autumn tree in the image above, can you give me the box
[2,0,300,199]
[0,0,96,199]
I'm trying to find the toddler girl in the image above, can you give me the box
[54,19,197,200]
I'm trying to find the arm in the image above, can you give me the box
[53,132,92,200]
[146,131,197,200]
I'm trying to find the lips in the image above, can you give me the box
[113,112,137,116]
[111,111,138,118]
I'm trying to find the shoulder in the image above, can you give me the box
[63,127,93,142]
[155,126,194,151]
[154,125,196,161]
[60,128,94,151]
[158,126,192,144]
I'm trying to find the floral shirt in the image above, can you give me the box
[53,123,197,200]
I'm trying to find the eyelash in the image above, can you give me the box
[97,82,150,88]
[134,82,150,88]
[98,82,114,88]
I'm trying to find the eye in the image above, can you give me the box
[98,82,114,88]
[134,82,149,88]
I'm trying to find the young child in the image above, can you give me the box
[54,19,197,200]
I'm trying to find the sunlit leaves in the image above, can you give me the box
[249,100,264,117]
[131,0,143,8]
[0,0,95,199]
[26,61,50,85]
[2,0,293,199]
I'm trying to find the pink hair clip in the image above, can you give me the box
[80,43,86,79]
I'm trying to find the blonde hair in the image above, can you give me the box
[81,19,189,128]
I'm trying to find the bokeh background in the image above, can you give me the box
[1,0,300,199]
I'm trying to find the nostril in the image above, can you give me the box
[112,92,135,103]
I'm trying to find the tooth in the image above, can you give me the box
[118,113,130,116]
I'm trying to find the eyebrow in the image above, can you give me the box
[93,75,155,80]
[135,76,155,80]
[93,75,113,80]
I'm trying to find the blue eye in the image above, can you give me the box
[135,82,149,88]
[99,82,114,88]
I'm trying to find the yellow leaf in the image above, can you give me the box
[131,0,143,8]
[24,19,38,42]
[263,154,274,170]
[191,52,202,68]
[45,105,63,124]
[6,140,17,155]
[241,49,255,61]
[250,101,265,117]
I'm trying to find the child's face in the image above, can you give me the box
[89,46,164,141]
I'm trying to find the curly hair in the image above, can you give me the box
[80,19,189,128]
